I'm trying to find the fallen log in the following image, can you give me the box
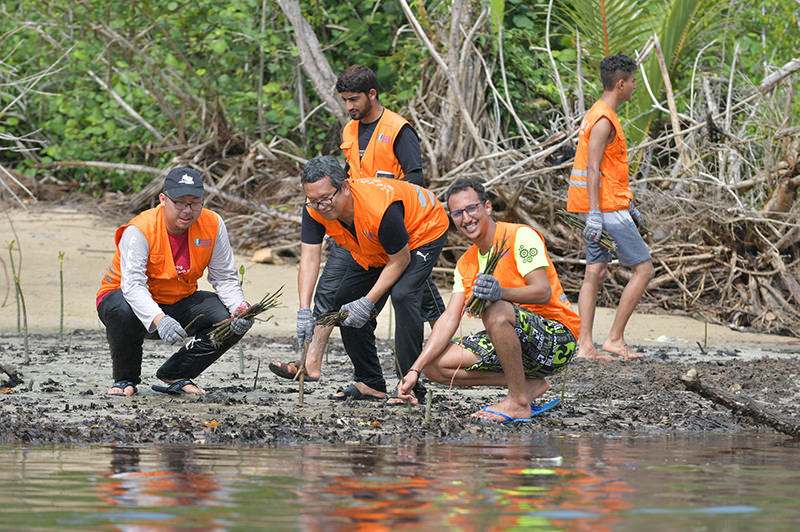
[681,368,800,437]
[0,363,23,388]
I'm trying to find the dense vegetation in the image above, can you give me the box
[1,0,796,190]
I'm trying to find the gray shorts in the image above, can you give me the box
[583,209,651,266]
[457,305,576,378]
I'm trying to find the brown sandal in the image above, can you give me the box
[268,361,319,382]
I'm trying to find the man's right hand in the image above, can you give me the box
[156,315,187,345]
[583,210,603,242]
[296,308,314,350]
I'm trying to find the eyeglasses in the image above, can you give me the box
[304,188,339,210]
[450,202,484,220]
[166,195,204,212]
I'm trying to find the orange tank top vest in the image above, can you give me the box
[97,206,219,305]
[307,178,448,269]
[456,221,580,338]
[567,99,633,213]
[340,109,409,180]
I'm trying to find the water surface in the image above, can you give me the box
[1,434,798,531]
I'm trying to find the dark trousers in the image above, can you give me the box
[315,241,445,322]
[334,233,447,394]
[97,289,242,384]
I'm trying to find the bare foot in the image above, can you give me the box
[602,339,644,360]
[524,378,549,403]
[577,343,620,361]
[471,398,531,423]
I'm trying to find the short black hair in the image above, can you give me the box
[445,178,489,204]
[300,155,346,189]
[600,54,636,90]
[335,65,379,97]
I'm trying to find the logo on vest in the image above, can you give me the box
[376,133,392,144]
[194,238,213,247]
[179,174,195,185]
[362,229,378,240]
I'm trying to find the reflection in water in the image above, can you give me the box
[1,435,798,530]
[98,446,227,531]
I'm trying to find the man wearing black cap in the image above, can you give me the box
[96,167,254,396]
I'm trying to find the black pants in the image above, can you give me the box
[334,233,447,394]
[314,241,445,323]
[97,289,242,384]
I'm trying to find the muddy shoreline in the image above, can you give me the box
[2,330,799,445]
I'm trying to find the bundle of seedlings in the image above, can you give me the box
[209,286,284,346]
[465,234,509,317]
[556,209,616,251]
[316,307,379,327]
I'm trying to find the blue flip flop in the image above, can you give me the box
[479,406,533,424]
[108,380,137,396]
[151,379,197,395]
[530,398,561,416]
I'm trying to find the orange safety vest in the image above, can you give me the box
[567,99,633,213]
[97,206,219,304]
[340,109,410,180]
[308,178,448,269]
[456,221,580,338]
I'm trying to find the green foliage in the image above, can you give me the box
[1,0,796,193]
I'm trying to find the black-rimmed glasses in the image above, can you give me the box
[305,188,339,210]
[166,195,204,212]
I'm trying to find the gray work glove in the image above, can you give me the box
[473,273,504,302]
[583,210,603,242]
[156,315,187,345]
[296,308,314,350]
[629,203,644,228]
[230,301,254,336]
[340,297,375,328]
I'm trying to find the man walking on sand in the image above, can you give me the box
[396,178,579,422]
[96,167,254,396]
[567,54,654,361]
[270,64,444,391]
[295,155,448,402]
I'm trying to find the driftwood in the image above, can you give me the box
[0,363,23,388]
[681,368,800,437]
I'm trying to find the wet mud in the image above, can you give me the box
[1,330,799,445]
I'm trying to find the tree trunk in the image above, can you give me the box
[276,0,347,127]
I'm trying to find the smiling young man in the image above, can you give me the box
[96,167,254,396]
[567,53,655,361]
[296,155,448,402]
[396,178,580,424]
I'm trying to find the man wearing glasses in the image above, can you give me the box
[96,167,254,396]
[297,155,448,402]
[396,178,580,424]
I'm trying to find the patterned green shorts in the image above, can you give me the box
[458,305,576,378]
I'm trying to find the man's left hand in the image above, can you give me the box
[230,301,254,336]
[473,273,503,302]
[629,203,644,228]
[340,297,374,328]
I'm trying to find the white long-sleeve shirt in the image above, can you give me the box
[118,213,245,331]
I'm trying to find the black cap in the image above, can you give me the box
[164,167,204,198]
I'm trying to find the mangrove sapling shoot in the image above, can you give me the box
[14,274,29,364]
[238,265,245,374]
[390,347,413,415]
[58,251,65,340]
[8,241,20,332]
[253,358,261,391]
